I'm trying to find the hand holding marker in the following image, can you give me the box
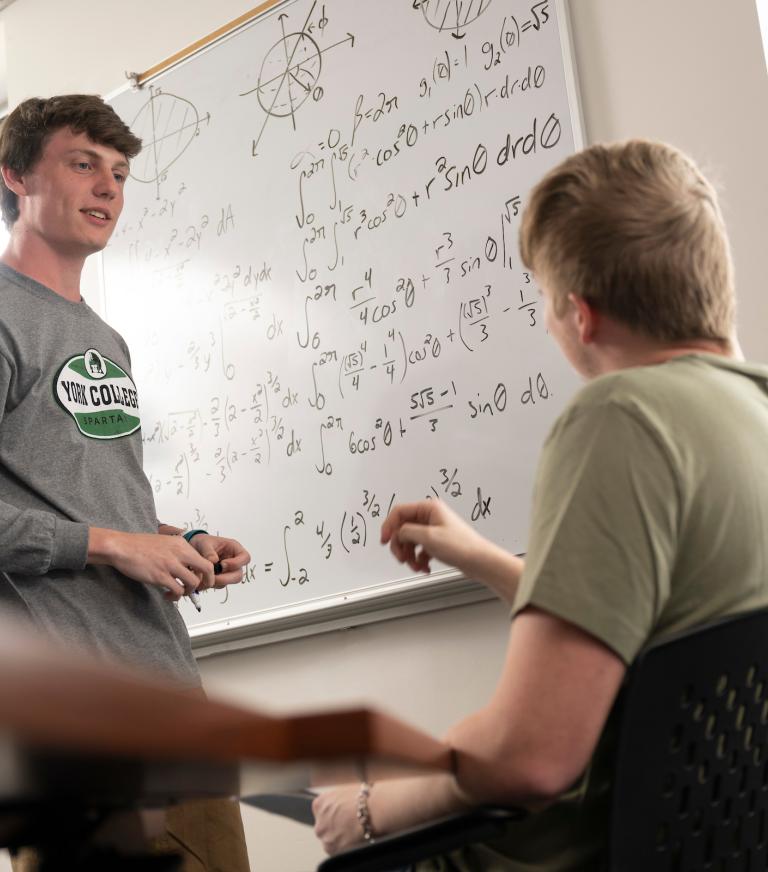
[181,529,223,612]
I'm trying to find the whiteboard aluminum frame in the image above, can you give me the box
[101,0,586,655]
[192,570,499,658]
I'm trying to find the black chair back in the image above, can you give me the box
[609,607,768,871]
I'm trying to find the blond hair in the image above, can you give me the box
[519,140,735,344]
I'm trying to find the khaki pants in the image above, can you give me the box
[11,798,250,871]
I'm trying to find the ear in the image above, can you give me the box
[0,165,27,198]
[568,294,599,344]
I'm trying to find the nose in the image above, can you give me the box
[94,166,119,199]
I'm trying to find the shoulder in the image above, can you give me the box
[554,355,755,431]
[540,361,705,476]
[545,354,768,470]
[548,365,671,442]
[566,360,691,409]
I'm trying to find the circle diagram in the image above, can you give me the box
[257,32,322,118]
[130,91,202,187]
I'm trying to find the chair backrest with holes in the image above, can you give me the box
[608,607,768,872]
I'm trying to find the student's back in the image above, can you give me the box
[462,352,768,871]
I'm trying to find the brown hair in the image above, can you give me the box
[0,94,142,228]
[519,140,735,344]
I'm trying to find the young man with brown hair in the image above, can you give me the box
[312,140,768,871]
[0,95,250,870]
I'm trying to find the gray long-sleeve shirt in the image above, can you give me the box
[0,263,199,686]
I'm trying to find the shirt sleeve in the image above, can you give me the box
[512,400,680,664]
[0,352,89,574]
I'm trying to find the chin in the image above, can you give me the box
[82,238,110,255]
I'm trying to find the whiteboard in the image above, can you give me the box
[102,0,583,648]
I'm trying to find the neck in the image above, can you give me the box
[1,231,86,303]
[622,339,733,367]
[590,318,735,376]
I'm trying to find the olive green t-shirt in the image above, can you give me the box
[424,354,768,872]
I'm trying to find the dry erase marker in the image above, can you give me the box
[187,589,202,612]
[170,580,202,612]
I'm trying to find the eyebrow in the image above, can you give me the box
[66,148,130,172]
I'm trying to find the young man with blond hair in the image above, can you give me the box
[0,95,250,870]
[313,140,768,870]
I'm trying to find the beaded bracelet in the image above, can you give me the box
[356,781,375,842]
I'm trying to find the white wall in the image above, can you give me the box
[565,0,768,361]
[758,0,768,73]
[1,1,767,870]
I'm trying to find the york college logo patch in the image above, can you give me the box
[54,349,140,439]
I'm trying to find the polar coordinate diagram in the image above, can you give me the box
[256,29,322,119]
[241,0,355,156]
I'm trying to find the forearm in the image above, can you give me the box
[316,702,540,856]
[87,526,123,565]
[463,541,524,606]
[367,773,473,837]
[89,524,185,564]
[0,500,87,574]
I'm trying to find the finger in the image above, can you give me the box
[197,560,215,590]
[209,554,248,583]
[164,578,186,602]
[213,567,244,588]
[187,535,220,566]
[173,562,208,593]
[190,546,229,590]
[389,534,413,565]
[391,538,427,574]
[379,506,399,545]
[381,501,422,544]
[414,547,432,573]
[187,548,218,590]
[394,523,437,573]
[218,549,250,570]
[200,547,220,564]
[385,499,441,542]
[179,543,217,585]
[397,521,433,548]
[194,568,215,592]
[207,538,251,563]
[406,547,431,574]
[223,544,251,564]
[198,565,217,591]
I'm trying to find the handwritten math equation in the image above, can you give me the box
[104,0,578,617]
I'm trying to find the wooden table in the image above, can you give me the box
[0,621,452,861]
